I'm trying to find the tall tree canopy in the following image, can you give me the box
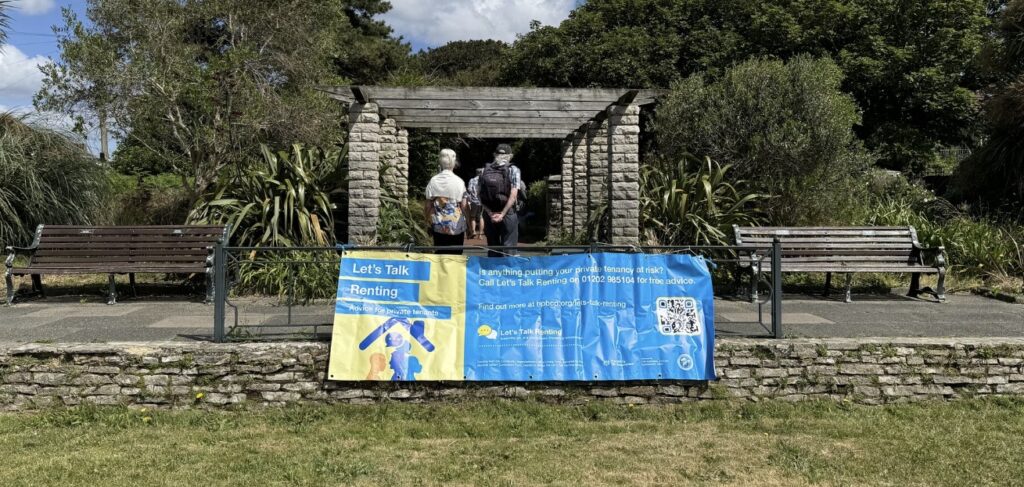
[412,40,510,86]
[952,0,1024,208]
[35,0,408,202]
[502,0,990,174]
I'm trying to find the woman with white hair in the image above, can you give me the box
[424,148,468,254]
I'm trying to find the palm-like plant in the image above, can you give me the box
[188,144,343,247]
[639,154,767,246]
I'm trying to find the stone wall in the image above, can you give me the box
[2,338,1022,410]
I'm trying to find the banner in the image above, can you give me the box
[328,251,715,381]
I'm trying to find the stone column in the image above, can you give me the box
[587,119,609,232]
[559,138,574,238]
[395,128,409,200]
[379,118,399,198]
[347,102,381,244]
[571,129,588,236]
[607,103,641,244]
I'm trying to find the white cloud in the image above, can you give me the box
[9,0,57,15]
[381,0,575,48]
[0,43,50,106]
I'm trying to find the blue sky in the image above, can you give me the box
[1,0,579,154]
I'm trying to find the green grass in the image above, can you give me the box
[1,399,1022,485]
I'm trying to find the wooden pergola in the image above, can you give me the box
[322,86,664,245]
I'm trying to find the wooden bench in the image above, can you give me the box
[4,225,228,305]
[733,226,946,302]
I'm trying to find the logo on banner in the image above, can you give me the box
[656,297,702,335]
[677,354,695,371]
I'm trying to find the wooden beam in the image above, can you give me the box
[382,108,603,118]
[370,99,618,111]
[317,86,354,103]
[350,86,369,104]
[396,120,586,130]
[460,133,569,139]
[357,86,665,103]
[428,127,573,138]
[392,116,591,126]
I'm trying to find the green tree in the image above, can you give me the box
[412,40,510,86]
[653,56,872,225]
[952,0,1024,209]
[35,0,408,204]
[503,0,990,174]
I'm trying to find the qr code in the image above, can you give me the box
[656,297,702,335]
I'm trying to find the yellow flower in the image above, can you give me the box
[195,392,205,400]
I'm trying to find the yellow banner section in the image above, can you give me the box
[327,251,467,381]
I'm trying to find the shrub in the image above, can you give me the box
[867,178,1024,279]
[639,155,767,246]
[0,113,108,247]
[232,251,339,302]
[102,173,190,226]
[653,55,872,226]
[188,144,344,247]
[376,195,431,246]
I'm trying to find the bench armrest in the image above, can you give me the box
[5,245,36,268]
[913,244,946,268]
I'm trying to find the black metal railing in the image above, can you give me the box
[210,240,785,342]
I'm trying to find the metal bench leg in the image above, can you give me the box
[205,271,214,304]
[823,272,832,297]
[908,272,921,298]
[4,271,14,306]
[935,270,946,303]
[129,273,138,297]
[843,274,853,303]
[31,274,44,297]
[107,274,117,305]
[749,267,759,303]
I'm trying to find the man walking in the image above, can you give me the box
[465,167,484,239]
[476,144,521,257]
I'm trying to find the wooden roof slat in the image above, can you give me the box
[398,121,584,130]
[370,99,618,111]
[356,86,662,102]
[382,108,603,118]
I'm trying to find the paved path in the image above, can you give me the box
[0,292,1020,343]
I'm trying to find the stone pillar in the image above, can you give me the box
[395,128,409,200]
[571,129,588,236]
[559,138,574,238]
[379,118,399,197]
[607,103,641,244]
[347,102,381,244]
[587,119,609,231]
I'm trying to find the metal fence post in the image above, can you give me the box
[213,239,226,343]
[771,237,783,339]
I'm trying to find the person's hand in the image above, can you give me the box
[491,212,504,223]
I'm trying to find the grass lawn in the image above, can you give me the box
[1,399,1022,486]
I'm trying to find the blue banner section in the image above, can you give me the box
[337,279,420,303]
[335,300,452,320]
[339,258,431,281]
[464,253,715,381]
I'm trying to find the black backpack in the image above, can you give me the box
[478,164,512,212]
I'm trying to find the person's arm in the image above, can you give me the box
[493,167,519,222]
[423,199,433,225]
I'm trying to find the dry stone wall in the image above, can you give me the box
[2,338,1022,411]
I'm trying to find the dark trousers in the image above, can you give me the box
[483,211,518,257]
[432,231,465,255]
